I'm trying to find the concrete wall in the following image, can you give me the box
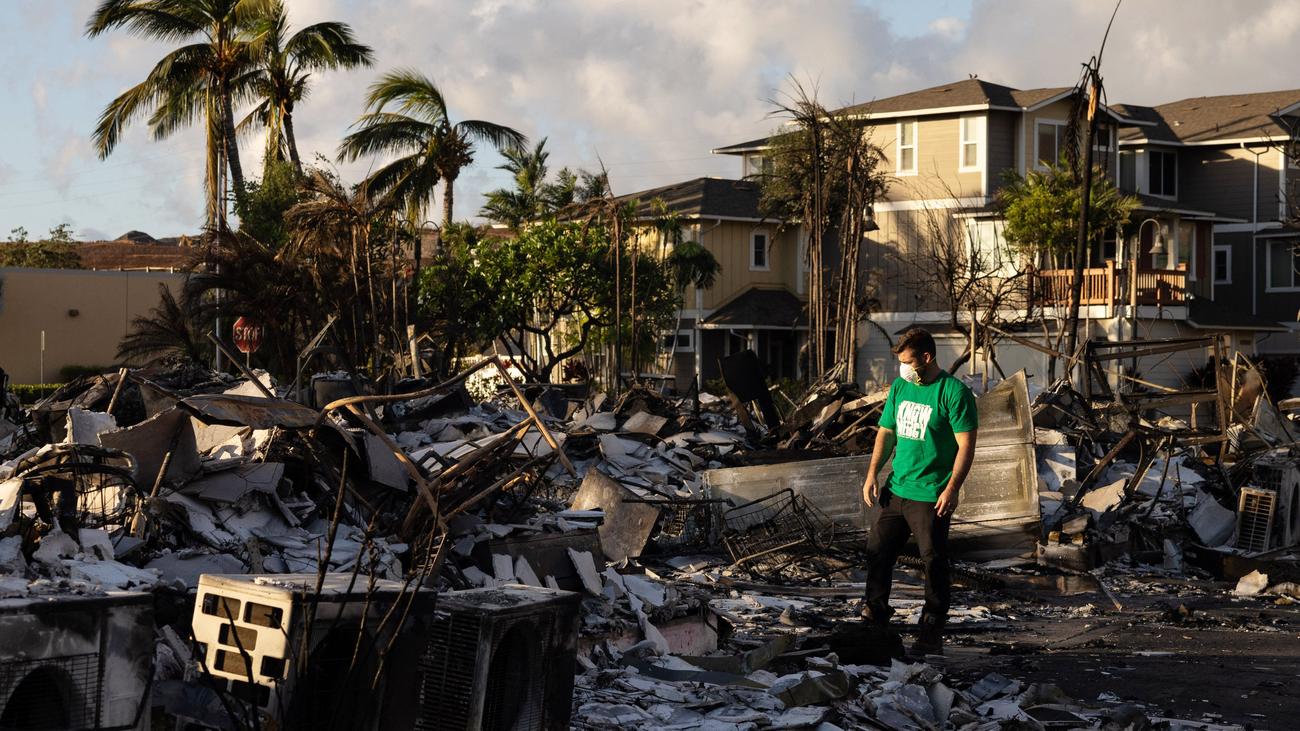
[0,267,186,383]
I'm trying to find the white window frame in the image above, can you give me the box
[749,230,770,271]
[1265,240,1300,292]
[1033,119,1067,170]
[1212,244,1232,285]
[896,119,918,176]
[958,115,984,173]
[1148,149,1178,199]
[664,329,695,353]
[1092,125,1115,152]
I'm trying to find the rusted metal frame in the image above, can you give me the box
[441,460,549,521]
[1068,429,1139,510]
[489,356,577,477]
[343,403,441,520]
[1085,338,1216,362]
[105,367,130,415]
[1214,334,1230,462]
[398,421,531,534]
[315,356,498,426]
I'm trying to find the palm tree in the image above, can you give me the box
[87,0,270,228]
[480,138,552,231]
[338,69,527,231]
[240,0,373,173]
[118,283,208,365]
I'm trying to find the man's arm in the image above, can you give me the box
[934,429,977,518]
[862,426,896,507]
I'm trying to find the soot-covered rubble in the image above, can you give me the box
[0,342,1296,730]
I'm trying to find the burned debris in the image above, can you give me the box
[0,337,1295,730]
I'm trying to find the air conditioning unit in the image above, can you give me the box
[415,585,581,731]
[0,591,153,730]
[1237,487,1277,553]
[193,573,436,730]
[1252,455,1300,548]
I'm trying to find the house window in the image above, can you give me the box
[1118,151,1137,192]
[744,154,772,178]
[959,115,984,171]
[1100,231,1118,262]
[750,231,769,271]
[661,330,694,352]
[1092,126,1115,151]
[1035,120,1066,168]
[1266,240,1300,290]
[896,120,917,174]
[964,219,1015,276]
[1148,150,1177,197]
[1213,245,1231,284]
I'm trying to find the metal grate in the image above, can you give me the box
[415,611,483,730]
[0,653,101,729]
[482,619,545,731]
[1237,487,1277,553]
[722,489,836,566]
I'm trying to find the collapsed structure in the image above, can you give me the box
[0,343,1295,729]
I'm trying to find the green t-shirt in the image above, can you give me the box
[877,370,978,502]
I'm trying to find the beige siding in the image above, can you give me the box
[0,268,185,383]
[873,114,985,201]
[688,221,800,310]
[864,207,968,312]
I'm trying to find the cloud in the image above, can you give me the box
[18,0,1300,235]
[31,80,47,113]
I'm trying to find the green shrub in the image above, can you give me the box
[10,384,62,404]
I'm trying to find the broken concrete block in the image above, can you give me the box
[570,470,660,562]
[514,555,542,587]
[65,407,118,445]
[364,433,410,490]
[567,548,603,596]
[492,553,516,581]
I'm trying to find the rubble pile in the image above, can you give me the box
[0,342,1294,728]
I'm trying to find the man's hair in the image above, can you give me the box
[892,327,936,358]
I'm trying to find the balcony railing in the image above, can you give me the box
[1030,260,1187,307]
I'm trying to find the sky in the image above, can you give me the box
[1,0,1299,241]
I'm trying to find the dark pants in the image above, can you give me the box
[863,490,952,628]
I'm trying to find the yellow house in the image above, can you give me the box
[611,177,807,390]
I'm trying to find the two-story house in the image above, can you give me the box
[605,176,807,391]
[1115,90,1300,357]
[709,79,1299,391]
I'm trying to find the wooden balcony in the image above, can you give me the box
[1030,260,1187,307]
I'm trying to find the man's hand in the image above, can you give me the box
[935,486,959,518]
[862,476,880,507]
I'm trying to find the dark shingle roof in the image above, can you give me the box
[1118,90,1300,145]
[715,79,1136,155]
[702,287,806,328]
[616,177,764,220]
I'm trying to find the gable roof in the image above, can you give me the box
[615,177,765,221]
[700,286,806,329]
[715,78,1143,155]
[1117,89,1300,146]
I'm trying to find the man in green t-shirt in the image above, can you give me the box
[861,327,978,656]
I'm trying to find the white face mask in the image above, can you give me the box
[899,362,922,384]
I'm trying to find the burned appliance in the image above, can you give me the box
[1235,453,1300,553]
[415,585,581,731]
[192,573,435,730]
[0,591,153,730]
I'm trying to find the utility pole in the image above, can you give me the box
[1064,62,1101,379]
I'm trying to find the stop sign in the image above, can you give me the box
[232,316,265,354]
